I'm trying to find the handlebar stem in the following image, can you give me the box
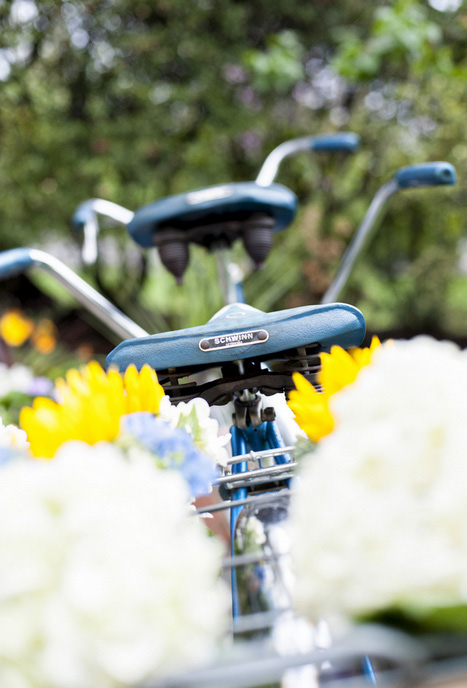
[215,248,245,305]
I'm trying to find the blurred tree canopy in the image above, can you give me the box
[0,0,466,340]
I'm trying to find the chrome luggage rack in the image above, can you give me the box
[215,447,297,494]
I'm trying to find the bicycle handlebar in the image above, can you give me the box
[71,199,134,232]
[395,162,457,188]
[71,199,134,265]
[0,248,148,341]
[255,132,361,187]
[322,161,457,304]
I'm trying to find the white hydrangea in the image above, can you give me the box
[0,416,29,452]
[0,362,35,397]
[159,395,230,466]
[290,336,467,623]
[0,442,229,688]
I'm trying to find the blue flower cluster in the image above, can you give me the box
[123,412,218,498]
[0,446,18,467]
[27,377,54,397]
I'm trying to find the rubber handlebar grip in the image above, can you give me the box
[310,133,361,154]
[0,248,35,279]
[395,162,457,188]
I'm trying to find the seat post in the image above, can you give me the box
[214,247,245,305]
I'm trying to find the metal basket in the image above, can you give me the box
[190,447,467,688]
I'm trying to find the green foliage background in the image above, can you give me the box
[0,0,466,341]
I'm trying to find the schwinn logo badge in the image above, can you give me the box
[199,329,269,352]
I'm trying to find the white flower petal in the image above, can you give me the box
[0,444,229,687]
[290,336,467,622]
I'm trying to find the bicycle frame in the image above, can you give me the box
[0,137,458,687]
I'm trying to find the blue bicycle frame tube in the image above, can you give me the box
[362,655,378,685]
[230,426,248,619]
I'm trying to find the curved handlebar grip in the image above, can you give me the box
[71,200,97,231]
[395,162,457,189]
[0,248,35,279]
[310,133,361,154]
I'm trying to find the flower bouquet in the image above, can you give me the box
[0,361,231,688]
[20,360,229,499]
[287,336,467,682]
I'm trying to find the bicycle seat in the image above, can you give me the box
[106,302,365,373]
[128,182,297,248]
[127,183,297,280]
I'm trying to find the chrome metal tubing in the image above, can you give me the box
[216,462,297,487]
[322,178,399,303]
[26,249,148,340]
[227,445,295,466]
[256,137,316,187]
[232,609,291,635]
[220,470,296,492]
[149,625,427,688]
[196,489,294,515]
[215,248,245,305]
[82,214,99,265]
[80,199,134,265]
[222,550,283,570]
[85,198,134,226]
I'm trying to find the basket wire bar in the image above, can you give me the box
[232,608,292,634]
[227,445,296,466]
[147,625,429,688]
[221,469,296,491]
[216,462,297,487]
[222,550,283,570]
[196,488,294,514]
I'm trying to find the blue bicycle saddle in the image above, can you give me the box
[128,182,297,247]
[106,302,366,372]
